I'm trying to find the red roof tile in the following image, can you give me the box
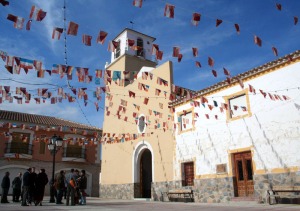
[0,110,102,132]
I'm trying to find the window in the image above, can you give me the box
[115,40,121,59]
[66,143,85,159]
[39,134,46,154]
[182,162,194,186]
[136,38,143,57]
[177,108,194,134]
[9,132,32,154]
[225,89,251,121]
[137,115,146,133]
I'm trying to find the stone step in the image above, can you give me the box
[230,197,259,202]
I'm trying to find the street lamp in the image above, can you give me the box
[48,134,63,203]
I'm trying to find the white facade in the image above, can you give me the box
[174,58,300,181]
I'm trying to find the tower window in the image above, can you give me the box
[115,40,121,59]
[137,38,144,57]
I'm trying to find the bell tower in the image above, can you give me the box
[105,28,157,74]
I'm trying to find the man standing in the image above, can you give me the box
[21,168,31,206]
[28,167,37,204]
[12,172,22,202]
[78,170,87,205]
[65,169,75,206]
[1,171,10,203]
[55,170,65,204]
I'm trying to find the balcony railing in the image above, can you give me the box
[5,142,33,155]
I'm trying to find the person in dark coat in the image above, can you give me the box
[12,172,22,202]
[21,168,31,206]
[28,167,37,204]
[1,171,10,203]
[34,169,48,206]
[55,170,65,204]
[78,169,87,205]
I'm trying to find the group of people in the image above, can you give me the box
[1,167,48,206]
[1,167,87,206]
[53,168,87,206]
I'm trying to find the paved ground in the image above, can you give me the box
[0,197,299,211]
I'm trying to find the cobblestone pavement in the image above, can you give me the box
[0,197,299,211]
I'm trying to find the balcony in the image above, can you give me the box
[4,142,33,159]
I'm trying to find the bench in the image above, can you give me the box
[267,186,300,205]
[166,189,194,202]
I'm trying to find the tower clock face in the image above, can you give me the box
[138,115,146,133]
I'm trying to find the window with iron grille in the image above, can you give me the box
[66,143,85,159]
[10,132,31,154]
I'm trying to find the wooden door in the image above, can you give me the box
[234,152,254,197]
[183,162,194,186]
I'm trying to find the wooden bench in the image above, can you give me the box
[167,189,194,202]
[267,186,300,205]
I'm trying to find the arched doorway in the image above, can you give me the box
[132,141,154,199]
[140,149,152,198]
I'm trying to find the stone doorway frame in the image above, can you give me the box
[132,140,154,197]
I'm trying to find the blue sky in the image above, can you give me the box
[0,0,299,128]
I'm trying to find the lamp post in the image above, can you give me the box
[47,134,63,203]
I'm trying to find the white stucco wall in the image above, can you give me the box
[174,61,300,179]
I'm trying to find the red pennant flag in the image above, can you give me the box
[216,19,223,27]
[276,3,282,11]
[52,27,63,40]
[268,93,275,101]
[67,21,79,36]
[222,103,229,110]
[200,96,208,104]
[129,91,135,98]
[82,34,92,46]
[223,67,230,76]
[254,35,262,47]
[259,89,267,98]
[237,77,244,89]
[226,77,231,84]
[249,84,256,94]
[212,70,217,77]
[164,4,175,18]
[97,31,108,44]
[192,13,201,26]
[208,105,214,110]
[173,47,180,57]
[133,0,142,8]
[294,16,298,25]
[234,23,240,34]
[192,47,198,57]
[26,20,32,30]
[195,61,201,68]
[156,51,163,60]
[152,44,159,55]
[144,98,149,105]
[7,14,24,29]
[5,65,13,74]
[282,95,290,100]
[208,57,214,67]
[205,114,209,119]
[29,5,47,21]
[272,47,278,56]
[178,54,183,62]
[0,0,9,6]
